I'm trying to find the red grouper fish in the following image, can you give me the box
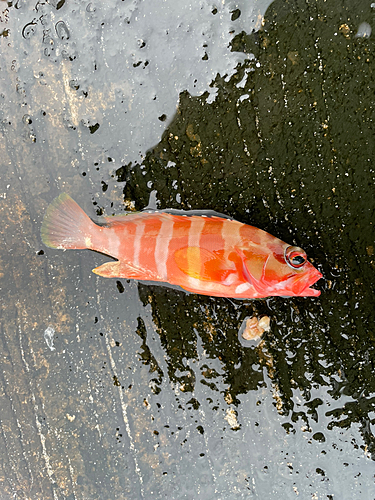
[41,193,323,299]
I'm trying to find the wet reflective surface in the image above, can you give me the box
[1,0,375,498]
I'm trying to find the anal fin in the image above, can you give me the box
[92,261,153,280]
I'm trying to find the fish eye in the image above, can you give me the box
[285,246,307,269]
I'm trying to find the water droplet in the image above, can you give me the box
[35,1,45,12]
[55,21,70,40]
[16,83,26,96]
[63,115,76,130]
[14,0,26,9]
[312,432,326,442]
[86,3,96,13]
[355,22,372,38]
[22,114,32,125]
[69,79,80,90]
[43,31,54,46]
[89,123,100,134]
[231,9,241,21]
[47,0,66,10]
[22,22,37,39]
[62,49,76,61]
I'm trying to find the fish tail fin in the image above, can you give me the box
[41,193,97,250]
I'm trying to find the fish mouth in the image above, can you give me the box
[300,285,321,297]
[289,269,323,297]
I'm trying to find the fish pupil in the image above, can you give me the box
[292,255,306,266]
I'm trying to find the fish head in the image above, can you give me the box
[241,243,323,297]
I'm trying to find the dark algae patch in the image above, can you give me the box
[117,0,375,457]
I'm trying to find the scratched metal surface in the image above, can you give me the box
[1,0,375,499]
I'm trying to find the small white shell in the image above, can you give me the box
[241,316,271,341]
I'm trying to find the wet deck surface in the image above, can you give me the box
[1,0,375,498]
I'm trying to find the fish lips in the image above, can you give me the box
[289,267,323,297]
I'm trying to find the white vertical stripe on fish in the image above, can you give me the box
[186,216,206,289]
[133,221,145,268]
[221,218,241,253]
[154,216,174,280]
[104,227,121,258]
[188,216,206,248]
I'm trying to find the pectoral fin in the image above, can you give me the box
[174,247,231,282]
[92,261,152,280]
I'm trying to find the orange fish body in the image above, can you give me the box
[41,193,322,298]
